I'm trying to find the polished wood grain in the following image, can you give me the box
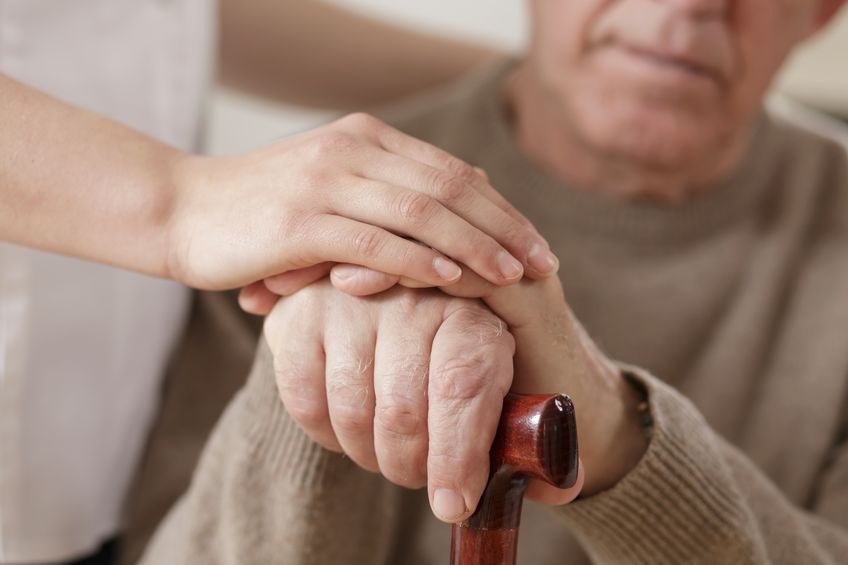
[450,393,579,565]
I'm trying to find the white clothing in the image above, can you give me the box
[0,0,214,562]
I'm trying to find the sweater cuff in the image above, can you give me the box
[237,340,346,489]
[553,364,751,564]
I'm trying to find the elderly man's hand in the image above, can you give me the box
[256,266,647,498]
[263,281,584,522]
[487,275,648,497]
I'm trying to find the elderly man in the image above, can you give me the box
[138,0,847,563]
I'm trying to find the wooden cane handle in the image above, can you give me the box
[449,393,579,565]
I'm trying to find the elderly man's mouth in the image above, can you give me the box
[593,42,726,90]
[626,44,716,76]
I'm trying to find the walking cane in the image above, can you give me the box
[449,393,579,565]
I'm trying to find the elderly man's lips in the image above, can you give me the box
[620,44,721,81]
[587,1,735,85]
[592,44,724,91]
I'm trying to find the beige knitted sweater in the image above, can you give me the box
[139,62,848,564]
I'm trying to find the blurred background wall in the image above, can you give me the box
[206,0,848,156]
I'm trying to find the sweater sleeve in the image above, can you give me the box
[552,364,848,565]
[140,344,848,565]
[137,342,403,565]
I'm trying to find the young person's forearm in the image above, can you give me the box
[219,0,500,109]
[0,75,548,292]
[0,73,182,278]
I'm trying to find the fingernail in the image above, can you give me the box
[332,264,359,280]
[434,257,462,281]
[527,243,559,274]
[497,251,524,280]
[433,489,467,521]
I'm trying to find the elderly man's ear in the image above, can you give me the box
[813,0,845,33]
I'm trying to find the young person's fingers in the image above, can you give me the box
[330,264,398,296]
[330,179,525,285]
[295,215,464,286]
[329,263,498,299]
[350,149,555,278]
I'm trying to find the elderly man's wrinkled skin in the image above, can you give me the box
[263,282,589,522]
[243,0,846,524]
[514,0,844,200]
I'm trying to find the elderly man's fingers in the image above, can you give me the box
[263,263,333,296]
[238,282,280,315]
[371,306,439,489]
[265,297,341,452]
[426,304,515,523]
[323,313,380,472]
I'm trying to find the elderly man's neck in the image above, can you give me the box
[504,67,752,203]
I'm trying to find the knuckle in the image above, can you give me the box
[393,287,427,310]
[266,283,323,327]
[430,355,491,402]
[394,190,439,225]
[447,159,479,185]
[433,173,470,205]
[481,237,509,262]
[351,227,386,261]
[383,289,450,326]
[375,399,428,488]
[341,112,384,133]
[327,365,372,409]
[501,219,533,246]
[330,403,374,436]
[453,307,512,347]
[376,399,426,439]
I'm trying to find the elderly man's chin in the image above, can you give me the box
[573,94,728,169]
[569,59,734,169]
